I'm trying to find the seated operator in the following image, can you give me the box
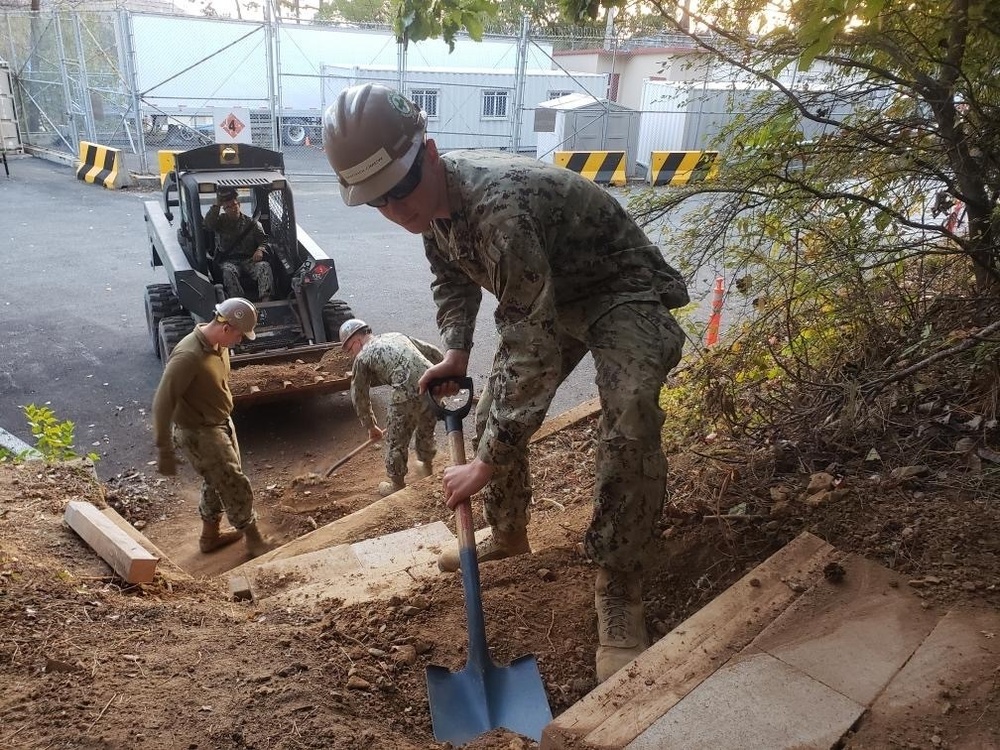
[204,187,274,302]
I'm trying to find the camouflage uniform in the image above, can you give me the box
[152,326,257,530]
[350,332,444,483]
[425,151,688,573]
[204,204,274,300]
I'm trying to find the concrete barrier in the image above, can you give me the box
[648,150,719,186]
[554,150,627,186]
[157,149,183,185]
[76,141,131,189]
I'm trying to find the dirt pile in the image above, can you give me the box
[228,348,353,397]
[2,417,999,749]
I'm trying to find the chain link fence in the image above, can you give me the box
[1,8,755,180]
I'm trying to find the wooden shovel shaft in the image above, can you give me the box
[448,431,478,552]
[324,438,375,477]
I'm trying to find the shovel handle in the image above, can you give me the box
[426,377,489,662]
[426,376,476,547]
[323,437,376,478]
[425,376,475,434]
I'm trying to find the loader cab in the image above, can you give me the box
[174,172,303,304]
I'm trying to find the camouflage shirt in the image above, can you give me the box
[204,205,268,262]
[350,332,444,429]
[423,150,689,466]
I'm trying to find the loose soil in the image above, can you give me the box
[2,409,999,749]
[229,348,354,397]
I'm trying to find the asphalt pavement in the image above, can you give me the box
[0,151,600,478]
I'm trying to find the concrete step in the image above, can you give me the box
[543,531,998,750]
[231,521,455,608]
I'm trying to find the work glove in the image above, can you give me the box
[157,448,177,476]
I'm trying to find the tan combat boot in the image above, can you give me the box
[595,568,649,682]
[242,522,274,558]
[378,477,406,497]
[413,460,433,479]
[198,517,244,553]
[437,527,531,573]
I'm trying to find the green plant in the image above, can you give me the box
[0,404,100,465]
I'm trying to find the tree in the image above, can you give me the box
[387,0,1000,464]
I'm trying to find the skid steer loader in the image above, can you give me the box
[143,143,355,406]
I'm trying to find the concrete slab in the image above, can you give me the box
[750,553,941,706]
[240,521,455,608]
[846,608,1000,749]
[627,651,865,750]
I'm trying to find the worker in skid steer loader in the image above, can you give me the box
[339,318,443,497]
[322,84,689,682]
[152,297,274,558]
[204,186,274,302]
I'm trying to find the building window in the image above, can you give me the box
[481,90,508,119]
[409,89,439,119]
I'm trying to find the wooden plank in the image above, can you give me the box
[64,501,159,584]
[99,507,190,581]
[229,575,254,602]
[540,532,840,750]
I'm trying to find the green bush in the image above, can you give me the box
[0,404,100,464]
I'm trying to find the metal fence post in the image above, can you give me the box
[265,0,279,149]
[510,13,529,153]
[55,12,80,150]
[119,9,148,173]
[396,36,407,93]
[71,11,95,140]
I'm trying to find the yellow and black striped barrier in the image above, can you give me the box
[648,151,719,186]
[76,141,131,189]
[554,151,627,186]
[158,149,183,185]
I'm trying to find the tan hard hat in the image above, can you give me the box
[214,297,258,340]
[339,318,369,346]
[322,84,426,206]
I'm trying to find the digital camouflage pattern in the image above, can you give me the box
[219,259,274,301]
[204,203,274,299]
[152,326,258,531]
[174,421,257,530]
[350,332,444,482]
[423,151,688,572]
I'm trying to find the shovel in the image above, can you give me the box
[323,437,376,478]
[424,377,552,745]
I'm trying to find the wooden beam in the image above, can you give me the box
[64,501,159,584]
[541,532,841,749]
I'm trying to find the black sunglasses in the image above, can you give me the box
[366,146,425,208]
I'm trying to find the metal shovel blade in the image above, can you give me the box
[427,652,551,745]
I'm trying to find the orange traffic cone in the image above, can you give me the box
[705,276,724,347]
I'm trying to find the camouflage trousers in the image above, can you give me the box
[174,420,257,530]
[220,259,274,301]
[384,395,437,482]
[477,301,684,573]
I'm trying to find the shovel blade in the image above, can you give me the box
[426,654,552,745]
